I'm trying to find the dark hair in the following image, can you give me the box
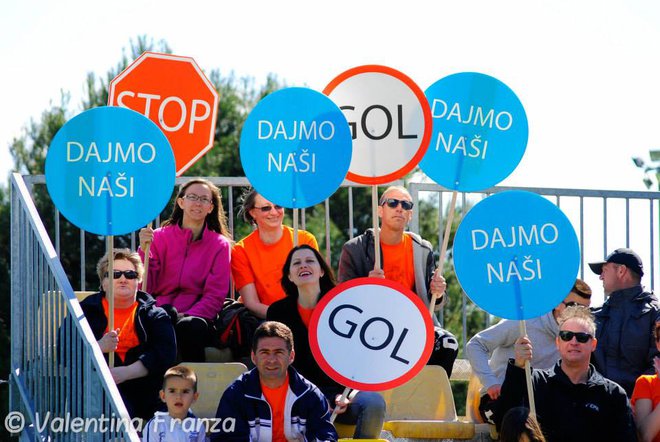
[252,321,294,353]
[162,365,198,393]
[238,188,260,225]
[162,179,231,238]
[654,321,660,342]
[499,407,546,442]
[571,278,592,299]
[281,245,336,298]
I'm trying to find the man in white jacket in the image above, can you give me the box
[466,279,591,424]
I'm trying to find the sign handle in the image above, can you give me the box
[107,235,115,368]
[293,208,299,246]
[141,222,153,293]
[518,320,537,417]
[428,191,458,315]
[330,386,360,423]
[372,186,381,271]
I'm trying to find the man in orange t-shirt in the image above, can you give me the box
[232,190,318,319]
[337,185,459,376]
[213,321,337,441]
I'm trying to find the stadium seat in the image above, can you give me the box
[381,365,475,439]
[179,362,249,419]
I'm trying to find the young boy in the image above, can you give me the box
[142,365,207,441]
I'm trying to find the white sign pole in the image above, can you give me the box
[107,235,115,368]
[141,221,153,293]
[518,320,537,417]
[428,191,457,315]
[372,186,380,271]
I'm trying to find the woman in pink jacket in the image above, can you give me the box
[139,178,232,361]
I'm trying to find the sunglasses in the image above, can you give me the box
[254,204,283,213]
[562,301,580,308]
[558,330,593,343]
[381,198,414,211]
[104,270,139,280]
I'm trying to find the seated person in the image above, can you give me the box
[466,279,591,423]
[142,365,206,441]
[631,320,660,442]
[232,189,318,318]
[81,248,176,420]
[496,306,636,442]
[139,178,232,362]
[268,245,386,439]
[212,321,337,441]
[337,185,458,376]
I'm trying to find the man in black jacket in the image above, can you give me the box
[589,248,660,396]
[496,306,637,442]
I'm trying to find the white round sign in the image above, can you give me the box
[309,278,434,391]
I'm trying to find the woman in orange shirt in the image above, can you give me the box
[231,189,318,318]
[80,249,176,420]
[632,321,660,442]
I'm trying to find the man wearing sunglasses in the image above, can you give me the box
[337,185,458,376]
[496,306,636,442]
[588,248,660,397]
[466,279,591,425]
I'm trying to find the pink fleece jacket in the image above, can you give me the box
[138,223,231,320]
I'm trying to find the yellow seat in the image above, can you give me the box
[180,362,249,419]
[381,365,475,440]
[466,374,485,423]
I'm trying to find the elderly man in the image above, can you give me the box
[466,279,592,424]
[589,248,660,396]
[338,185,458,376]
[213,321,337,441]
[496,306,637,442]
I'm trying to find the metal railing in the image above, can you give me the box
[15,175,660,356]
[10,172,140,441]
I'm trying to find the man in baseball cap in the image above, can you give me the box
[589,247,660,396]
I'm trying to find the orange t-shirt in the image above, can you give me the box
[381,233,415,291]
[231,226,318,306]
[632,374,660,442]
[261,375,289,442]
[102,298,140,362]
[297,304,314,328]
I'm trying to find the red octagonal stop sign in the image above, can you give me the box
[108,52,218,176]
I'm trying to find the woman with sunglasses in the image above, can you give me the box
[80,248,176,420]
[138,178,232,361]
[232,189,318,318]
[632,322,660,442]
[267,245,386,439]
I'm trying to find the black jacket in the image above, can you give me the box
[81,290,177,419]
[592,285,660,396]
[496,360,637,442]
[267,294,342,400]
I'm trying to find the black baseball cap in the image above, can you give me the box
[588,248,644,277]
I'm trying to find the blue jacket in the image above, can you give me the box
[592,285,660,396]
[212,366,337,441]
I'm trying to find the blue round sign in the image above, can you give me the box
[420,72,528,192]
[453,191,580,320]
[45,106,175,235]
[240,87,352,208]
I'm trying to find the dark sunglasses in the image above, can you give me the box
[381,198,414,211]
[254,204,283,213]
[104,270,139,280]
[562,301,579,308]
[558,330,593,343]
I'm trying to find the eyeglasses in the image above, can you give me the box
[104,270,139,280]
[562,301,579,308]
[558,330,593,343]
[182,194,212,205]
[381,198,414,211]
[254,204,283,213]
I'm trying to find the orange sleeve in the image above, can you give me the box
[632,374,654,407]
[231,237,255,291]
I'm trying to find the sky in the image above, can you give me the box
[2,0,660,305]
